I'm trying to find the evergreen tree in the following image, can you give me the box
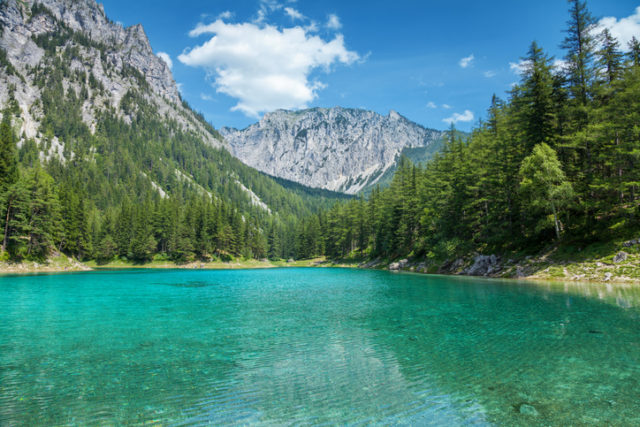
[0,113,18,190]
[560,0,597,108]
[596,29,624,84]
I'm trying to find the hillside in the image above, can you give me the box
[0,0,343,263]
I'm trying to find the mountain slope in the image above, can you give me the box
[221,107,446,194]
[0,0,345,262]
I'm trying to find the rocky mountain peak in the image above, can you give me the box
[1,0,179,103]
[221,107,446,194]
[0,0,221,159]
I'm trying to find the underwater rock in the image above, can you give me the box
[519,403,539,417]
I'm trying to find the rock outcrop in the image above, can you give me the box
[0,0,222,153]
[221,108,445,194]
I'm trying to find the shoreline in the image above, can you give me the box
[1,255,638,287]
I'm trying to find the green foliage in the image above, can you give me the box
[306,0,640,262]
[519,143,574,239]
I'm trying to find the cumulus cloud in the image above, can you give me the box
[179,20,359,117]
[483,70,496,78]
[327,14,342,30]
[426,101,437,109]
[218,11,234,20]
[443,110,474,125]
[285,7,305,21]
[509,60,529,75]
[156,52,173,69]
[200,93,214,101]
[597,6,640,49]
[442,104,452,109]
[510,58,568,76]
[459,54,474,68]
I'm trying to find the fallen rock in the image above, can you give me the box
[622,238,640,248]
[613,252,628,263]
[604,272,613,282]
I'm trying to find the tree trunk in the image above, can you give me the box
[2,199,12,253]
[552,203,561,240]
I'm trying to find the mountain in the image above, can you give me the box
[221,107,446,194]
[0,0,220,151]
[0,0,345,262]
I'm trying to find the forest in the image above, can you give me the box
[297,0,640,263]
[1,0,639,266]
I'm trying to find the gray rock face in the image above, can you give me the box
[464,255,500,276]
[389,259,409,271]
[221,108,445,194]
[613,251,628,263]
[0,0,221,153]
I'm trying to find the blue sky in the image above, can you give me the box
[100,0,640,131]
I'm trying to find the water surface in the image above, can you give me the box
[1,268,639,425]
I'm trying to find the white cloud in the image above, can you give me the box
[327,14,342,30]
[179,20,359,117]
[509,60,530,75]
[442,104,452,109]
[597,6,640,49]
[426,101,437,109]
[305,21,319,32]
[218,11,234,20]
[285,7,305,21]
[483,70,496,78]
[255,0,284,23]
[156,52,173,69]
[553,58,569,72]
[459,54,474,68]
[443,110,474,125]
[200,93,214,101]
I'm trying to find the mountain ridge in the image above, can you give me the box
[221,106,446,194]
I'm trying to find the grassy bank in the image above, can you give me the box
[0,257,331,275]
[334,238,640,285]
[2,242,638,286]
[0,254,92,274]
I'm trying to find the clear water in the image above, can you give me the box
[1,268,640,426]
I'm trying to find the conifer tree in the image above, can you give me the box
[597,29,623,84]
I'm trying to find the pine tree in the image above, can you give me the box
[596,29,623,84]
[518,41,557,151]
[561,0,597,109]
[628,37,640,67]
[0,114,18,191]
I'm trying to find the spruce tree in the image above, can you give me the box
[597,29,623,84]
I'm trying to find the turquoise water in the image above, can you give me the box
[1,268,640,425]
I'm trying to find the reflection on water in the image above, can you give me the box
[535,279,640,309]
[1,268,639,425]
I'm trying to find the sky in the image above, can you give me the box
[99,0,640,131]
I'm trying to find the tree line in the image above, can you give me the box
[300,0,640,263]
[2,0,638,265]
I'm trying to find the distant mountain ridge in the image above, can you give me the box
[221,107,446,194]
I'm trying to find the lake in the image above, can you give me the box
[1,268,639,425]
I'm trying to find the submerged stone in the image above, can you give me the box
[519,403,539,417]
